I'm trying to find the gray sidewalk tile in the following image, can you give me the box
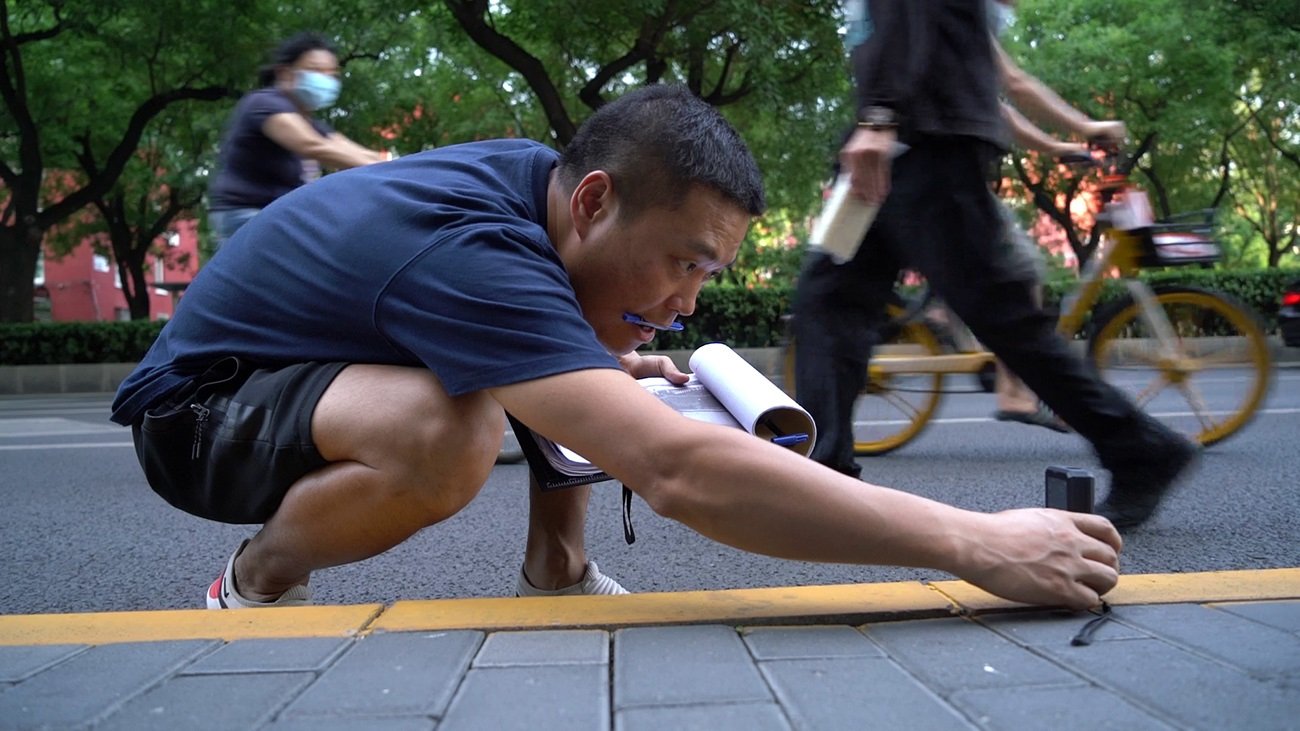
[473,629,609,667]
[1211,599,1300,634]
[279,630,481,721]
[0,639,214,731]
[0,644,85,683]
[263,719,434,731]
[1112,602,1300,677]
[864,616,1078,693]
[617,702,791,731]
[3,594,1299,730]
[1037,636,1300,730]
[440,664,609,730]
[183,637,352,674]
[760,656,974,730]
[975,610,1147,645]
[96,671,314,731]
[741,625,884,660]
[614,625,771,709]
[950,684,1177,731]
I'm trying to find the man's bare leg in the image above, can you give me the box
[995,361,1039,413]
[232,364,503,601]
[522,475,592,589]
[990,286,1068,431]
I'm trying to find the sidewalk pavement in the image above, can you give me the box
[1,569,1296,730]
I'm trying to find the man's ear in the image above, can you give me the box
[570,170,616,239]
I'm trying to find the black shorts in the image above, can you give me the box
[131,358,347,524]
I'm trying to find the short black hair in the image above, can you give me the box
[558,84,766,219]
[257,32,338,87]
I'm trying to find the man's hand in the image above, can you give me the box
[953,509,1123,611]
[616,352,690,384]
[840,127,898,206]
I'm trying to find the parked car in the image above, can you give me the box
[1281,279,1300,347]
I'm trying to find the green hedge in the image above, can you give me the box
[0,320,166,365]
[1043,267,1295,334]
[652,284,793,351]
[2,268,1293,364]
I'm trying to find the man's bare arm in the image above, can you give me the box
[262,113,385,170]
[1003,102,1086,157]
[492,368,1122,610]
[993,41,1124,143]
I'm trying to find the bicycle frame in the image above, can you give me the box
[868,180,1171,381]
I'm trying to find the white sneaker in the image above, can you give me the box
[206,540,312,609]
[516,561,629,597]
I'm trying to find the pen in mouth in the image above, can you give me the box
[622,313,684,332]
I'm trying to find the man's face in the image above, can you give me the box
[565,184,751,355]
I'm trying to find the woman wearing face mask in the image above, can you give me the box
[207,32,390,250]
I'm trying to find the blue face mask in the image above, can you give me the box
[985,0,1015,38]
[292,70,341,110]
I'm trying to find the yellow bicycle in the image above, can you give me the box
[785,150,1273,455]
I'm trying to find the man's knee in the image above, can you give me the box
[416,394,503,483]
[388,392,503,516]
[314,365,503,517]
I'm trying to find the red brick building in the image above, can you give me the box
[34,219,201,322]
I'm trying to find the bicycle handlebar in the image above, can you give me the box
[1056,150,1096,166]
[1086,140,1132,179]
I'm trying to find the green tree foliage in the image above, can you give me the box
[2,0,440,321]
[434,0,850,210]
[0,0,268,322]
[1221,3,1299,268]
[9,0,1289,328]
[1000,0,1297,269]
[61,114,207,321]
[427,0,850,285]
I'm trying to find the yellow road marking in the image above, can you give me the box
[2,569,1296,646]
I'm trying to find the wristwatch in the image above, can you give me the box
[857,105,898,131]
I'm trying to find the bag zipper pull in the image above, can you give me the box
[191,403,210,459]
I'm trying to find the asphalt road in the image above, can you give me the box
[2,364,1297,615]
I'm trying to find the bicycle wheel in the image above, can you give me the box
[855,319,946,455]
[1088,286,1272,447]
[783,316,946,457]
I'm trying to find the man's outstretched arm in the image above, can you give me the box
[493,367,1122,611]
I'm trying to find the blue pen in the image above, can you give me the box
[622,313,684,331]
[772,433,809,447]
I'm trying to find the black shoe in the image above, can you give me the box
[993,403,1071,434]
[1097,434,1199,529]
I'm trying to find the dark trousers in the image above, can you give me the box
[792,136,1175,478]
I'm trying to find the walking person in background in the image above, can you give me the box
[793,0,1198,529]
[207,31,390,250]
[987,0,1127,433]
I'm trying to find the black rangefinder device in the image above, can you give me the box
[1045,466,1095,513]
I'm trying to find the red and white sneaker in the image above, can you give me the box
[206,540,311,609]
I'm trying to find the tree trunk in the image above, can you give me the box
[127,262,150,320]
[0,223,43,322]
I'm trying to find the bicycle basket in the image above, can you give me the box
[1134,209,1221,267]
